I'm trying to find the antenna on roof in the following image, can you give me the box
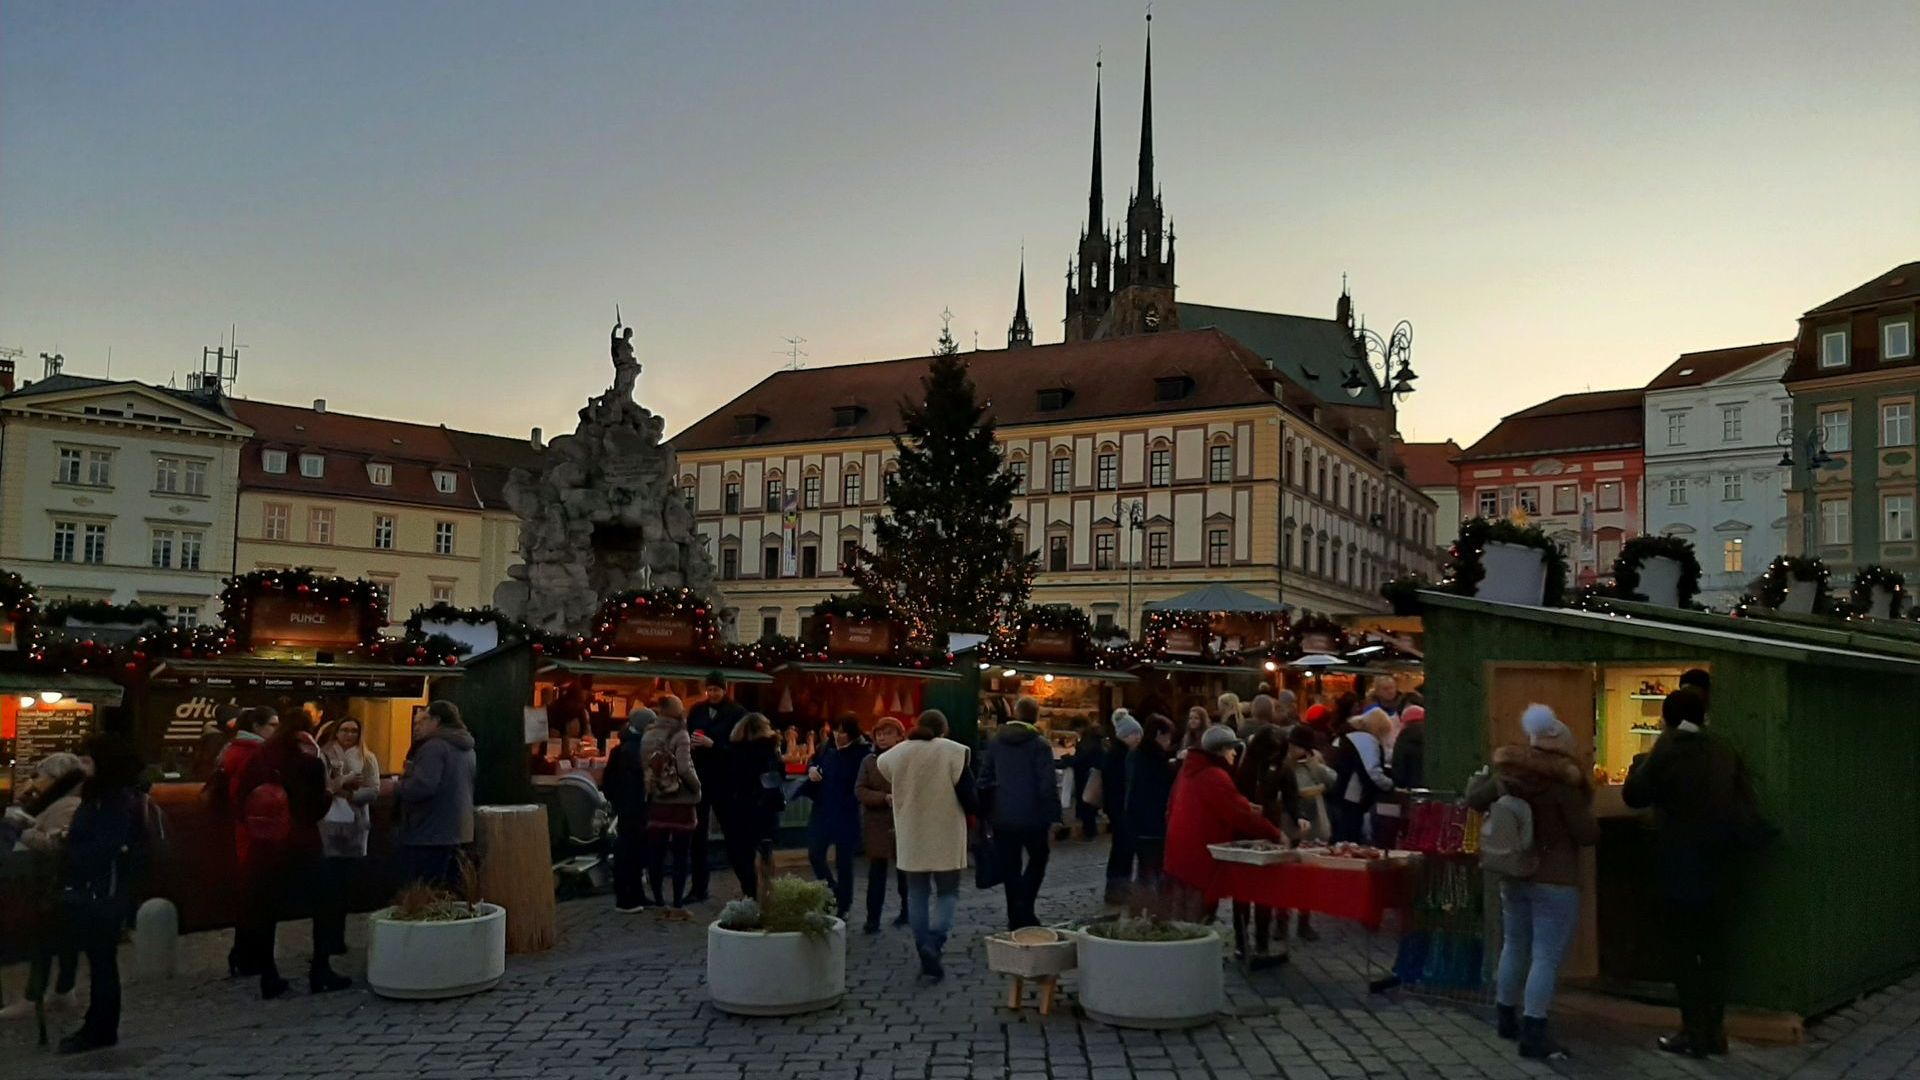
[201,325,244,397]
[777,335,809,372]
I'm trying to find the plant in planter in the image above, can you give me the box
[707,876,847,1016]
[1609,536,1703,609]
[1075,916,1223,1030]
[1848,565,1907,620]
[1442,518,1569,607]
[366,858,506,1000]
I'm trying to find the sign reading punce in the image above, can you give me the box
[250,594,364,649]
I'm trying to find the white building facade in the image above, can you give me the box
[1641,343,1795,610]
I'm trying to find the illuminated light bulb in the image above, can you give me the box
[39,691,63,705]
[1043,673,1055,683]
[17,696,34,710]
[1002,669,1017,678]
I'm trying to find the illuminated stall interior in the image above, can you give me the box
[1,675,121,801]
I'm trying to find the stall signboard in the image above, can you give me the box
[608,612,699,656]
[153,669,429,697]
[0,616,17,652]
[12,704,93,790]
[251,594,364,649]
[1298,632,1339,655]
[830,619,895,657]
[1163,627,1206,657]
[1023,628,1079,661]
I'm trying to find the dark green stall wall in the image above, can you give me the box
[923,667,981,749]
[1422,604,1920,1017]
[434,643,535,806]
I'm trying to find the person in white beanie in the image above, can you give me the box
[1101,711,1144,901]
[1467,703,1598,1062]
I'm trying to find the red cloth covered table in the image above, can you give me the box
[1213,859,1415,930]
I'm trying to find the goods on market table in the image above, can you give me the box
[1298,841,1420,871]
[1207,839,1298,866]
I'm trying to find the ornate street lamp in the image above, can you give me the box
[1114,497,1147,632]
[1343,319,1417,400]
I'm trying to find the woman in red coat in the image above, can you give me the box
[1163,725,1281,920]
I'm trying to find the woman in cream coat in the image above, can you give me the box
[877,710,976,981]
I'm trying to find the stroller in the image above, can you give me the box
[548,771,613,899]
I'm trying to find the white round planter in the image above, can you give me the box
[1635,556,1684,607]
[367,902,507,1000]
[707,919,847,1016]
[1075,926,1223,1029]
[1477,542,1549,606]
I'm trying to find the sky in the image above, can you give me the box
[3,1,1917,448]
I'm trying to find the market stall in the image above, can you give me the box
[975,606,1136,747]
[1421,589,1920,1021]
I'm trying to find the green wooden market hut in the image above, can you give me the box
[1419,590,1920,1020]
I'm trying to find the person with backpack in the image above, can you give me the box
[639,695,702,918]
[980,697,1061,931]
[1467,703,1598,1062]
[235,703,343,998]
[1623,685,1768,1059]
[208,707,276,978]
[52,734,147,1055]
[600,707,654,913]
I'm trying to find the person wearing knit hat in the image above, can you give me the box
[1161,723,1278,919]
[1101,712,1146,901]
[1200,724,1244,758]
[1390,705,1427,790]
[1466,702,1598,1062]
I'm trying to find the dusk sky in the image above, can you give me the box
[4,1,1916,447]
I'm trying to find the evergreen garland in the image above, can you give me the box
[1441,517,1570,606]
[364,632,471,667]
[1286,613,1352,659]
[219,568,386,649]
[587,588,722,659]
[1379,573,1430,616]
[1609,535,1704,609]
[850,325,1035,643]
[404,603,518,637]
[1848,565,1907,619]
[1747,555,1832,613]
[988,604,1097,666]
[44,599,172,628]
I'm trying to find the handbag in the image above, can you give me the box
[647,803,699,833]
[1082,768,1105,811]
[971,819,1004,890]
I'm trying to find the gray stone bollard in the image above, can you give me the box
[132,897,179,980]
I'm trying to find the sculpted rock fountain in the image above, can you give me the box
[495,319,718,632]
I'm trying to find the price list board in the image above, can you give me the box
[11,706,95,791]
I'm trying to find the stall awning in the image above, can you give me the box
[978,660,1138,683]
[0,671,125,706]
[774,661,964,682]
[537,658,774,684]
[1144,585,1291,614]
[148,658,456,697]
[1138,661,1267,682]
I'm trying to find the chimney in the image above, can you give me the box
[530,426,544,449]
[0,357,14,394]
[313,398,327,413]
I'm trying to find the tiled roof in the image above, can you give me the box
[671,328,1278,452]
[1395,440,1463,488]
[1457,389,1644,462]
[1644,341,1793,391]
[444,427,545,509]
[1803,261,1920,318]
[1175,302,1380,408]
[230,398,480,510]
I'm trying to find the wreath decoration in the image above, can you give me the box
[403,603,519,638]
[1286,613,1352,660]
[1441,517,1570,607]
[806,594,952,669]
[365,632,471,668]
[988,604,1097,666]
[44,599,172,628]
[1848,565,1907,619]
[219,568,386,650]
[1748,555,1832,613]
[588,587,724,659]
[1609,535,1704,609]
[1134,608,1250,667]
[1379,573,1430,617]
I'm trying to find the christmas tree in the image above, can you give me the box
[853,323,1035,641]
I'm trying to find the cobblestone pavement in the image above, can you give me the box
[4,841,1918,1079]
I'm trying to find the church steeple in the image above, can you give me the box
[1088,64,1103,243]
[1137,13,1154,206]
[1064,59,1114,343]
[1008,255,1033,349]
[1100,11,1175,338]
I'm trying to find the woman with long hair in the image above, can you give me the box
[52,734,145,1055]
[235,704,342,997]
[721,711,786,901]
[316,716,379,960]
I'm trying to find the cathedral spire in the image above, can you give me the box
[1087,59,1103,238]
[1137,13,1154,206]
[1008,254,1033,349]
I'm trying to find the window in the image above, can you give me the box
[431,582,455,605]
[1821,406,1852,453]
[1821,330,1849,369]
[1477,489,1499,518]
[180,531,203,571]
[884,470,898,496]
[373,515,395,550]
[1331,463,1341,504]
[262,449,288,474]
[1346,472,1356,511]
[1723,473,1744,502]
[1666,412,1688,447]
[1885,494,1916,542]
[719,547,739,581]
[843,473,862,506]
[1881,401,1914,447]
[1048,535,1069,572]
[368,580,393,615]
[1282,523,1295,570]
[52,522,76,562]
[263,503,289,541]
[800,545,818,578]
[1553,484,1577,514]
[154,456,180,492]
[1008,459,1028,491]
[433,470,458,495]
[1820,496,1851,546]
[1209,444,1233,483]
[1149,449,1171,487]
[434,521,455,556]
[766,478,784,508]
[1208,529,1230,567]
[1095,613,1116,635]
[1315,456,1326,497]
[1723,538,1744,574]
[1721,405,1744,442]
[56,448,83,484]
[369,463,393,486]
[309,508,334,545]
[1146,531,1169,569]
[1283,440,1297,487]
[299,454,324,478]
[1667,478,1688,506]
[83,524,107,564]
[760,615,780,641]
[1153,376,1194,401]
[1316,535,1328,575]
[840,540,859,573]
[1518,487,1541,514]
[680,482,696,510]
[1042,455,1068,494]
[1096,453,1117,491]
[762,546,780,578]
[151,529,174,568]
[1094,532,1117,570]
[173,605,199,628]
[724,482,742,514]
[1884,319,1913,362]
[802,475,822,509]
[1779,401,1792,437]
[1595,481,1622,512]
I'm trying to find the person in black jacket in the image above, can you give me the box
[720,712,787,902]
[600,709,653,913]
[1125,716,1178,897]
[236,708,339,999]
[1102,712,1143,903]
[981,697,1060,930]
[1623,685,1767,1059]
[802,716,871,918]
[54,734,145,1056]
[1064,719,1103,840]
[685,672,746,903]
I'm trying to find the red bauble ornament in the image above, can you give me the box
[297,584,311,594]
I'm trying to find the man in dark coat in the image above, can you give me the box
[1623,685,1768,1059]
[980,698,1060,930]
[600,708,654,912]
[1101,713,1143,902]
[685,672,746,903]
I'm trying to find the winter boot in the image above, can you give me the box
[1495,1004,1520,1040]
[1518,1016,1568,1060]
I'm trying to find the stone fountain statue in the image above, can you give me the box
[495,320,718,632]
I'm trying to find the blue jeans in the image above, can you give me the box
[1496,880,1580,1019]
[903,870,960,958]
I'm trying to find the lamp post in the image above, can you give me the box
[1342,320,1417,400]
[1115,497,1147,632]
[1776,427,1843,555]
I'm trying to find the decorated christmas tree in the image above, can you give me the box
[852,323,1034,641]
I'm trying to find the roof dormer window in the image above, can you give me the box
[734,413,769,437]
[1154,375,1195,401]
[831,404,867,427]
[368,463,393,486]
[299,453,324,479]
[262,449,288,475]
[1036,388,1073,412]
[433,470,458,495]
